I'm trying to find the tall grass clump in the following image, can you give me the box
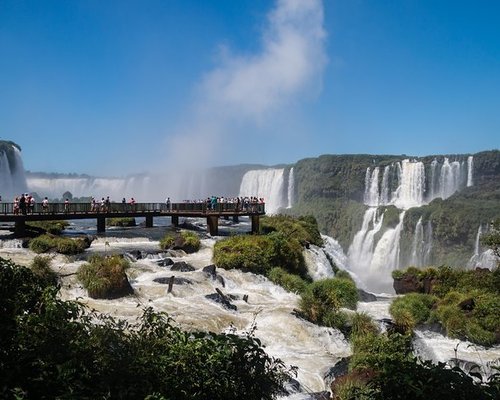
[77,255,133,299]
[159,231,201,253]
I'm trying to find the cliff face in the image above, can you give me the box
[289,150,500,270]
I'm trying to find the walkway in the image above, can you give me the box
[0,202,265,236]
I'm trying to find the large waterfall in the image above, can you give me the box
[348,156,473,292]
[239,168,287,213]
[287,167,295,209]
[27,175,153,201]
[363,156,473,209]
[0,146,28,199]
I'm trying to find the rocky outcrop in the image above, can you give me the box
[153,277,192,285]
[170,261,195,272]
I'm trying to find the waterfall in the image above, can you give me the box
[379,165,391,205]
[439,158,463,199]
[428,159,438,201]
[364,167,380,206]
[0,147,28,198]
[410,217,424,267]
[239,168,285,214]
[287,167,295,209]
[467,156,474,187]
[393,160,425,209]
[368,211,406,291]
[348,208,383,269]
[423,221,433,266]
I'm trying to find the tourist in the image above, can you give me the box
[30,196,35,214]
[64,198,70,213]
[91,197,96,212]
[14,197,19,215]
[166,197,171,211]
[100,197,106,212]
[42,197,49,213]
[19,194,26,215]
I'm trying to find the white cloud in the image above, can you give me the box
[158,0,327,197]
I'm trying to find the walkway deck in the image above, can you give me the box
[0,202,265,236]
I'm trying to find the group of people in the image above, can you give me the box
[89,196,137,212]
[175,196,265,212]
[12,193,36,215]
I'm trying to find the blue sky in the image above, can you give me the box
[1,0,499,176]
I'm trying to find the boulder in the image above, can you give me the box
[458,298,475,312]
[216,275,226,287]
[393,274,420,294]
[324,357,350,385]
[153,277,192,285]
[156,258,174,267]
[284,378,301,394]
[203,264,217,279]
[205,289,237,311]
[171,261,195,272]
[358,289,377,302]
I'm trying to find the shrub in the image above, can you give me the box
[260,214,323,246]
[30,255,58,286]
[267,267,309,294]
[349,312,379,339]
[389,293,436,332]
[29,234,54,253]
[213,233,306,276]
[107,217,136,227]
[27,220,69,235]
[1,258,293,399]
[77,255,133,299]
[160,231,201,253]
[29,234,92,255]
[299,278,358,327]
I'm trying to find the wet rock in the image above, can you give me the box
[171,261,195,272]
[203,264,217,279]
[205,289,237,311]
[307,391,330,399]
[458,298,475,312]
[324,357,350,385]
[216,275,225,287]
[393,274,420,294]
[153,277,192,285]
[156,258,174,267]
[358,289,377,302]
[284,378,301,394]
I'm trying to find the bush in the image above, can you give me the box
[30,255,58,286]
[160,231,201,253]
[213,233,306,276]
[77,255,133,299]
[29,234,92,255]
[389,293,437,333]
[107,217,136,227]
[1,258,293,399]
[299,278,358,328]
[261,214,323,247]
[349,312,379,339]
[267,267,309,294]
[27,220,69,235]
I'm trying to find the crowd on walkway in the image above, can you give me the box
[173,196,265,212]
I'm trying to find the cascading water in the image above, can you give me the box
[393,160,425,209]
[239,169,286,213]
[467,156,474,187]
[364,167,380,206]
[468,225,498,270]
[410,217,424,267]
[0,147,28,198]
[287,167,295,209]
[439,157,464,199]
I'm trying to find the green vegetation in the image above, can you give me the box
[389,293,437,333]
[160,230,201,253]
[299,277,358,331]
[29,255,58,286]
[261,214,323,246]
[107,217,136,227]
[391,266,500,345]
[332,329,500,400]
[77,255,133,299]
[214,231,306,276]
[0,257,292,399]
[267,267,309,294]
[29,234,92,255]
[26,220,69,235]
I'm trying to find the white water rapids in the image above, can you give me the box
[1,225,499,395]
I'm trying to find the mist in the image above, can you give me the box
[149,0,327,200]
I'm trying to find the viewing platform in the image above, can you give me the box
[0,202,265,237]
